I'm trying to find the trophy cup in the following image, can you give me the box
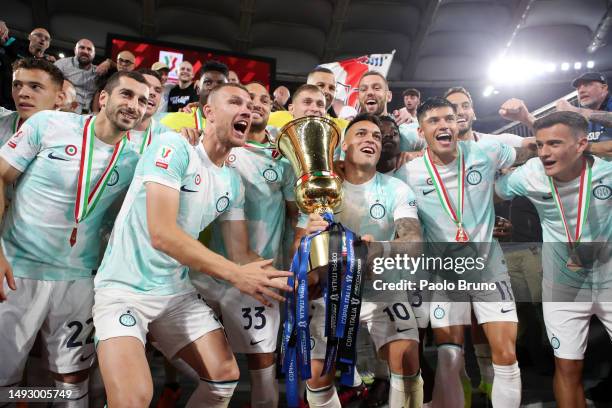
[276,116,343,270]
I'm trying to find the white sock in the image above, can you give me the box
[54,379,89,408]
[432,345,463,408]
[491,362,521,408]
[306,384,341,408]
[389,372,424,408]
[186,378,237,408]
[474,344,494,385]
[249,365,278,408]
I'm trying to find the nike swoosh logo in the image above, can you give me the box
[501,308,515,313]
[79,352,95,362]
[48,152,69,161]
[396,328,413,333]
[541,194,552,200]
[180,186,198,193]
[250,339,265,346]
[422,188,436,196]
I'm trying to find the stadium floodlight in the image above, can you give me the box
[561,62,570,71]
[574,62,582,70]
[587,60,595,68]
[545,63,556,72]
[483,85,495,97]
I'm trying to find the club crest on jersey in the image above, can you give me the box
[65,145,78,156]
[370,202,386,219]
[550,336,560,349]
[263,167,279,182]
[7,130,24,148]
[466,169,482,185]
[310,337,315,350]
[107,168,119,186]
[216,194,230,213]
[119,311,136,327]
[195,174,201,185]
[593,184,611,200]
[433,306,445,319]
[155,146,174,169]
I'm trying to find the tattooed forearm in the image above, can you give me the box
[588,111,612,128]
[394,217,422,242]
[513,145,537,166]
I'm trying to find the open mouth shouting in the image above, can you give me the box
[365,99,378,111]
[435,132,453,148]
[541,158,557,171]
[233,119,249,137]
[359,144,377,156]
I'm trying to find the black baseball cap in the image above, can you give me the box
[571,72,607,88]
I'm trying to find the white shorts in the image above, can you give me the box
[408,290,431,329]
[93,288,222,359]
[191,274,279,354]
[0,278,94,385]
[542,280,612,359]
[429,279,518,328]
[309,298,419,360]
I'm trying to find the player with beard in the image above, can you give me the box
[193,82,298,408]
[54,39,108,113]
[93,83,292,408]
[401,97,538,408]
[0,58,65,144]
[126,69,171,155]
[495,111,612,408]
[268,68,347,131]
[161,60,229,132]
[357,71,426,155]
[297,113,425,408]
[0,71,149,406]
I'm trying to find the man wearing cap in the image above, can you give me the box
[500,72,612,143]
[152,61,171,113]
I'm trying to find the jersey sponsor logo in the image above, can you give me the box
[396,327,413,333]
[263,167,279,182]
[500,307,514,314]
[466,169,482,185]
[7,130,24,148]
[250,339,265,346]
[370,202,386,219]
[48,152,69,161]
[119,311,136,327]
[79,352,95,362]
[433,305,445,319]
[422,188,436,196]
[216,195,230,213]
[593,184,611,200]
[541,193,553,200]
[426,177,433,186]
[550,335,560,349]
[155,146,174,169]
[180,185,198,193]
[107,168,119,186]
[195,174,201,185]
[65,145,78,156]
[409,200,417,207]
[310,337,315,351]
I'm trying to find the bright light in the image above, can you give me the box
[545,63,556,72]
[561,62,570,71]
[587,60,595,68]
[483,85,495,97]
[58,52,65,58]
[574,62,582,70]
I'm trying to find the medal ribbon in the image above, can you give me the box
[12,114,20,133]
[71,116,127,246]
[548,158,592,245]
[193,107,204,131]
[423,146,465,229]
[127,121,153,155]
